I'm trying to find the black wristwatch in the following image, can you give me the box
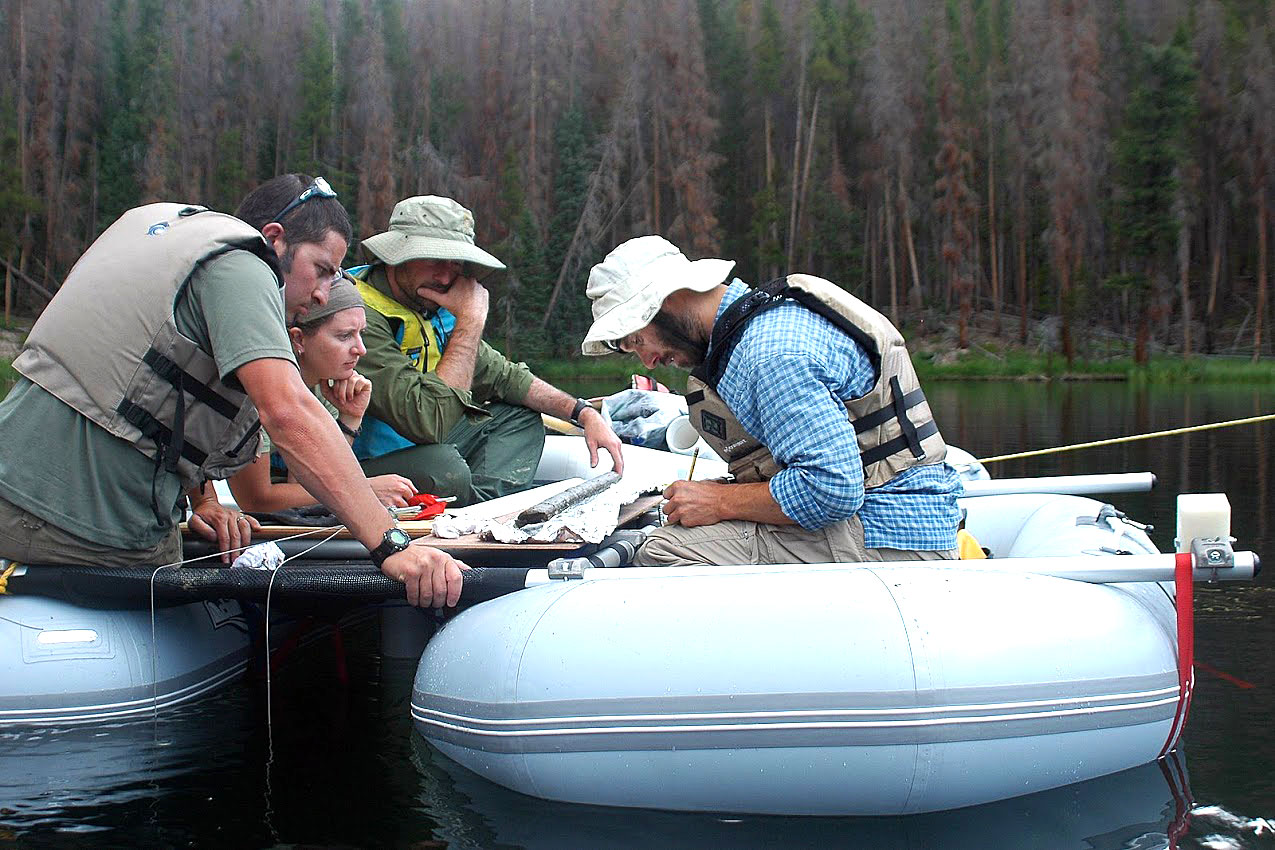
[570,397,592,425]
[369,527,412,567]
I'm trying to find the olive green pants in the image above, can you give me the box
[359,402,545,507]
[0,492,183,568]
[634,514,958,567]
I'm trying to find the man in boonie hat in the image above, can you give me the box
[583,235,963,567]
[348,195,623,505]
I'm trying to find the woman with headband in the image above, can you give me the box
[227,277,416,513]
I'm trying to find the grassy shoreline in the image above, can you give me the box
[3,350,1272,401]
[909,351,1275,383]
[528,351,1275,391]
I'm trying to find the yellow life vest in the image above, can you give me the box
[352,275,444,373]
[349,266,462,460]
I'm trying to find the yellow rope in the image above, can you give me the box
[0,561,18,595]
[977,413,1275,465]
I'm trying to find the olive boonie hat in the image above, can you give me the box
[360,195,506,278]
[581,235,734,356]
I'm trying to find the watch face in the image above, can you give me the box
[387,528,412,547]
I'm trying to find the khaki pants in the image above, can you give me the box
[633,514,957,567]
[0,493,182,568]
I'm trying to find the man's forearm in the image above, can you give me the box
[521,377,578,419]
[432,318,483,390]
[718,481,797,525]
[241,360,394,550]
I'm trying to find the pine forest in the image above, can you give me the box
[2,0,1274,366]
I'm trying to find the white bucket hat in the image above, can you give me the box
[360,195,506,278]
[581,236,734,356]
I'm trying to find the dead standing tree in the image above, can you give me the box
[1236,25,1275,362]
[864,0,930,318]
[1038,0,1103,366]
[934,33,978,349]
[537,75,637,331]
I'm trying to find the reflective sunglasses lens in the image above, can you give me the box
[310,176,336,199]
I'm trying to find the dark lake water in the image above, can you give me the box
[2,379,1273,848]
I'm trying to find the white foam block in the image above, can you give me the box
[1175,493,1231,553]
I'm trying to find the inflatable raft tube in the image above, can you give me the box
[0,594,256,725]
[411,493,1191,815]
[412,561,1180,815]
[413,736,1191,849]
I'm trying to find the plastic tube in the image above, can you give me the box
[665,415,721,461]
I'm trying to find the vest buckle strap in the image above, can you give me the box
[142,348,239,420]
[851,387,928,435]
[860,419,940,468]
[888,375,924,459]
[113,399,209,469]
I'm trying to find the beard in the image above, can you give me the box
[403,290,441,314]
[649,308,709,369]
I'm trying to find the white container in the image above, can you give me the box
[663,415,722,462]
[1175,493,1231,553]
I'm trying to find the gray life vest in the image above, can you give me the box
[14,202,284,495]
[685,274,947,488]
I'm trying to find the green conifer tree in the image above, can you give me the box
[1109,25,1197,363]
[543,105,600,355]
[291,2,336,177]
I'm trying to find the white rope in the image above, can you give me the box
[263,524,346,728]
[144,519,352,726]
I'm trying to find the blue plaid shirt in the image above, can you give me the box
[712,280,963,550]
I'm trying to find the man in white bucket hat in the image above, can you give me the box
[583,235,962,566]
[348,195,623,505]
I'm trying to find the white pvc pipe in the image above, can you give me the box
[520,551,1258,587]
[664,415,721,461]
[962,472,1157,497]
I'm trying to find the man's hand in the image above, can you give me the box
[188,498,262,563]
[580,407,625,476]
[369,474,416,507]
[321,371,372,420]
[661,479,796,527]
[660,480,729,527]
[428,274,489,324]
[429,276,488,391]
[381,544,467,607]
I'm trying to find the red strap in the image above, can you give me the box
[1159,552,1195,757]
[1158,749,1194,849]
[403,492,447,519]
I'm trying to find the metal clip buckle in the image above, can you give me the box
[547,559,586,581]
[1191,536,1235,581]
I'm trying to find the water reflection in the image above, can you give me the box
[0,694,259,837]
[924,381,1275,556]
[0,381,1272,846]
[412,738,1192,850]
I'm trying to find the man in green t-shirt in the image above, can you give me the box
[0,175,464,608]
[348,195,624,505]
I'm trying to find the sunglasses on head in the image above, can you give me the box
[271,176,338,224]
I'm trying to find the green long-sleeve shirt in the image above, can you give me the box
[356,265,534,444]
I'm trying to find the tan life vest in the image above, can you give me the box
[14,203,283,491]
[684,274,947,488]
